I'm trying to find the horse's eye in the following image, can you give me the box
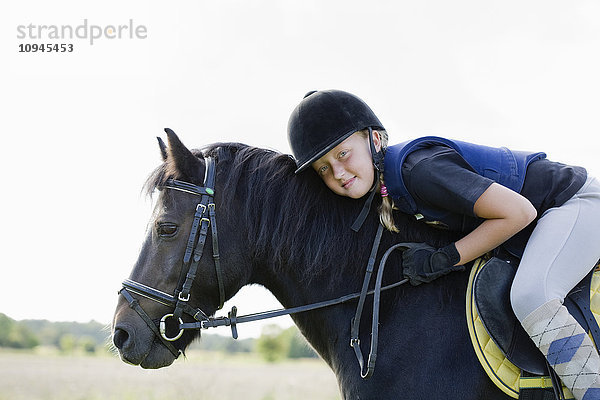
[157,223,178,238]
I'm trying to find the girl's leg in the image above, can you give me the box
[511,176,600,400]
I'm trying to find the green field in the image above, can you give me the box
[0,349,340,400]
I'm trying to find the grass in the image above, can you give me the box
[0,348,340,400]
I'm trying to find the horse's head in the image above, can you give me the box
[112,129,247,369]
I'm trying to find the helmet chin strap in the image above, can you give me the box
[351,127,384,232]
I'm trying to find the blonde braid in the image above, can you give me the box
[378,172,399,232]
[358,128,398,232]
[372,129,399,232]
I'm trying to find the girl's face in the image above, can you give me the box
[311,131,381,199]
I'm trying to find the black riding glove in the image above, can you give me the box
[402,242,465,286]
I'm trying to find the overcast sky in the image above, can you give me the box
[2,0,599,338]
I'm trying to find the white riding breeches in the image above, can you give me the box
[511,176,600,322]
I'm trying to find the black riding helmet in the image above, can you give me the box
[287,90,385,173]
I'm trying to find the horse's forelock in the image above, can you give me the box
[143,148,206,198]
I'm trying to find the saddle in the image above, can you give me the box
[467,257,600,399]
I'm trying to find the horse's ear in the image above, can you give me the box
[163,128,204,182]
[157,137,168,161]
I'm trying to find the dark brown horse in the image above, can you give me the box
[112,129,509,399]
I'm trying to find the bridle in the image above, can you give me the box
[119,156,224,357]
[118,155,411,378]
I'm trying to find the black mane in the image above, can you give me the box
[145,143,454,283]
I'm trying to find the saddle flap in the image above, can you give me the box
[473,257,549,375]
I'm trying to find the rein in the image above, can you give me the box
[118,155,411,378]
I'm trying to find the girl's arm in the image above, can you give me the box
[454,182,537,265]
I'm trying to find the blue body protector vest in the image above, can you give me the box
[383,136,547,222]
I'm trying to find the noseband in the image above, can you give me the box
[118,155,411,377]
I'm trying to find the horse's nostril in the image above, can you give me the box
[113,328,130,350]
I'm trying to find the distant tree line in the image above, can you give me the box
[190,324,319,361]
[0,313,39,349]
[0,313,106,353]
[0,313,318,361]
[255,325,318,361]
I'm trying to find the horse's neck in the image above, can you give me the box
[255,261,363,366]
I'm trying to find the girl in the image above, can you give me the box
[287,89,600,399]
